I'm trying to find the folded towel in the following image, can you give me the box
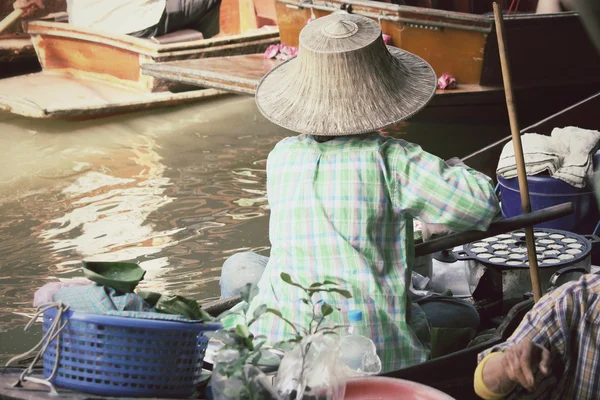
[496,127,600,188]
[497,133,562,178]
[551,127,600,188]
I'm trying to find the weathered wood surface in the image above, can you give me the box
[0,72,226,119]
[142,54,281,94]
[0,368,209,400]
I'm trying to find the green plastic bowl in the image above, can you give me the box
[82,261,146,293]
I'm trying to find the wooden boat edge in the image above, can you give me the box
[0,77,227,119]
[26,21,280,58]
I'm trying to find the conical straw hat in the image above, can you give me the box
[255,13,437,136]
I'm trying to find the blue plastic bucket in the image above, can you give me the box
[42,308,221,398]
[498,174,600,234]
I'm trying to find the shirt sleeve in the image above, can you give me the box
[477,284,572,363]
[391,140,500,232]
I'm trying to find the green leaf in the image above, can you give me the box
[321,303,333,317]
[240,283,259,303]
[309,282,323,288]
[279,272,307,291]
[300,298,311,305]
[253,304,267,319]
[322,280,339,286]
[250,351,262,365]
[327,288,353,298]
[235,324,251,339]
[280,272,293,285]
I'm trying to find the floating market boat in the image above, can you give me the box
[0,0,279,120]
[141,1,600,124]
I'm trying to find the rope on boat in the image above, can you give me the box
[5,302,70,396]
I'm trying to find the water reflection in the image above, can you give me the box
[0,96,283,362]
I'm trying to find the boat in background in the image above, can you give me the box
[0,0,67,78]
[141,0,600,124]
[0,16,279,119]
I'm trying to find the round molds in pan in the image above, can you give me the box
[566,248,583,255]
[478,253,493,259]
[494,250,510,256]
[472,242,488,247]
[543,250,561,257]
[561,238,578,244]
[558,254,575,260]
[508,253,526,259]
[489,257,507,263]
[542,258,561,264]
[472,247,489,253]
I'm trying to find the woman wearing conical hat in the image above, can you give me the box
[220,13,500,372]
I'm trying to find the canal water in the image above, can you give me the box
[0,95,508,363]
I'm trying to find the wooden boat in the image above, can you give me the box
[0,0,68,78]
[0,0,277,78]
[141,1,600,124]
[0,0,280,119]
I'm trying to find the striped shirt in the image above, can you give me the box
[225,133,499,372]
[478,274,600,399]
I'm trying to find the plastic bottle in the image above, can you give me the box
[337,310,382,377]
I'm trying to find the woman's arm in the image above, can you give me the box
[391,141,500,233]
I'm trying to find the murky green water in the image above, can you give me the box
[0,95,507,363]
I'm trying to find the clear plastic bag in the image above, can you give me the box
[275,332,348,400]
[211,349,280,400]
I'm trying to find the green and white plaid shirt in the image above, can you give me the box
[224,133,499,372]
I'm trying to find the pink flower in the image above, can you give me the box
[264,44,280,59]
[382,34,392,45]
[437,73,457,90]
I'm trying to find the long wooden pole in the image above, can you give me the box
[493,2,543,302]
[415,202,572,257]
[0,9,24,35]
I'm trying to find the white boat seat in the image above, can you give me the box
[148,29,204,45]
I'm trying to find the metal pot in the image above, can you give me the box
[455,228,599,301]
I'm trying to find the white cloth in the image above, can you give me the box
[496,133,562,178]
[67,0,166,34]
[496,127,600,188]
[551,127,600,188]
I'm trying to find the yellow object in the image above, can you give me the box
[474,352,512,400]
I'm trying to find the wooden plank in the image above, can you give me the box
[0,71,226,119]
[142,54,504,96]
[142,54,280,94]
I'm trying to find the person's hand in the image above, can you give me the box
[445,157,463,167]
[500,340,551,392]
[13,0,44,18]
[421,222,453,241]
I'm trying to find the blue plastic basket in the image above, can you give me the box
[42,307,221,398]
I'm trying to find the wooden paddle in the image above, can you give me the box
[493,2,543,302]
[0,9,24,35]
